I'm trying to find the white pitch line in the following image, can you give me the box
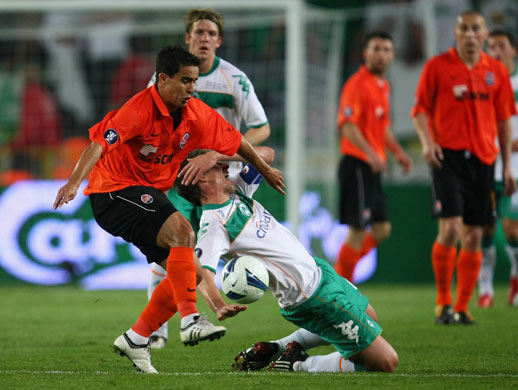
[0,370,517,378]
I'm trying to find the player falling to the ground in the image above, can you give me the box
[176,149,398,373]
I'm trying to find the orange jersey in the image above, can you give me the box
[411,48,517,165]
[336,65,391,163]
[84,86,242,195]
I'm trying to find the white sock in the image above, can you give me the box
[148,263,168,339]
[506,244,518,278]
[479,245,496,297]
[276,328,329,353]
[126,328,149,345]
[295,352,354,372]
[180,313,200,328]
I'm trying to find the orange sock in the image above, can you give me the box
[132,278,177,337]
[432,241,457,306]
[454,249,482,313]
[335,243,363,282]
[359,232,377,257]
[167,247,198,318]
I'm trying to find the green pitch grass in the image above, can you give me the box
[0,284,517,389]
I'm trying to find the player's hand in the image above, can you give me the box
[367,153,386,173]
[53,182,79,210]
[422,142,443,169]
[262,166,286,195]
[178,151,219,185]
[216,304,248,320]
[397,153,413,174]
[503,169,517,197]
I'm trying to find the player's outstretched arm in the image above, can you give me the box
[196,263,247,321]
[236,138,285,195]
[53,142,103,209]
[179,146,275,186]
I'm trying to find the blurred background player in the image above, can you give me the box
[146,8,271,349]
[334,31,412,282]
[177,150,398,374]
[478,30,518,308]
[411,12,517,325]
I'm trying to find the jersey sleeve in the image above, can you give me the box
[233,163,263,197]
[410,59,436,118]
[195,213,231,273]
[232,71,269,129]
[493,64,518,121]
[88,106,142,154]
[196,103,242,156]
[336,78,364,129]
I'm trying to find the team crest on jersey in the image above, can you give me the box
[237,201,252,217]
[180,133,190,149]
[344,106,353,117]
[375,106,384,118]
[141,194,153,204]
[103,129,119,145]
[485,71,495,86]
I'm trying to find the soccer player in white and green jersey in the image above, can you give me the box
[146,9,271,348]
[478,30,518,308]
[176,150,398,373]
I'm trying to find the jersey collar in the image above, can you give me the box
[200,56,220,77]
[150,83,198,122]
[201,197,232,210]
[449,47,490,69]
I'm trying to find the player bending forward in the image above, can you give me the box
[177,150,398,373]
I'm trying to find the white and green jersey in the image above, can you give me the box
[495,67,518,182]
[195,169,322,309]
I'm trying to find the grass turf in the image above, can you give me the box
[0,284,517,389]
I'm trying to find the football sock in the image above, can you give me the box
[148,262,168,339]
[454,249,482,313]
[126,328,149,345]
[359,231,377,257]
[294,352,365,372]
[180,313,200,328]
[132,278,178,338]
[506,241,518,278]
[335,243,363,282]
[276,329,329,352]
[432,241,457,306]
[479,244,496,297]
[167,247,198,318]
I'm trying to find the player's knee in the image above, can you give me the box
[379,349,398,373]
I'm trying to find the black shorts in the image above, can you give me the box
[89,186,176,264]
[431,149,496,225]
[338,155,388,228]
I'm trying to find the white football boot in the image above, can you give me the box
[180,315,226,346]
[113,333,158,374]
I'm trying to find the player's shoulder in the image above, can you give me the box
[218,57,246,76]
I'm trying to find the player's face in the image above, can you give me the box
[363,38,394,76]
[487,35,516,63]
[157,65,198,111]
[205,162,234,192]
[455,14,488,55]
[185,19,222,64]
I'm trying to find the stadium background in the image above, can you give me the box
[0,0,516,288]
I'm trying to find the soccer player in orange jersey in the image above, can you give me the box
[53,45,285,373]
[411,12,517,325]
[334,31,412,283]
